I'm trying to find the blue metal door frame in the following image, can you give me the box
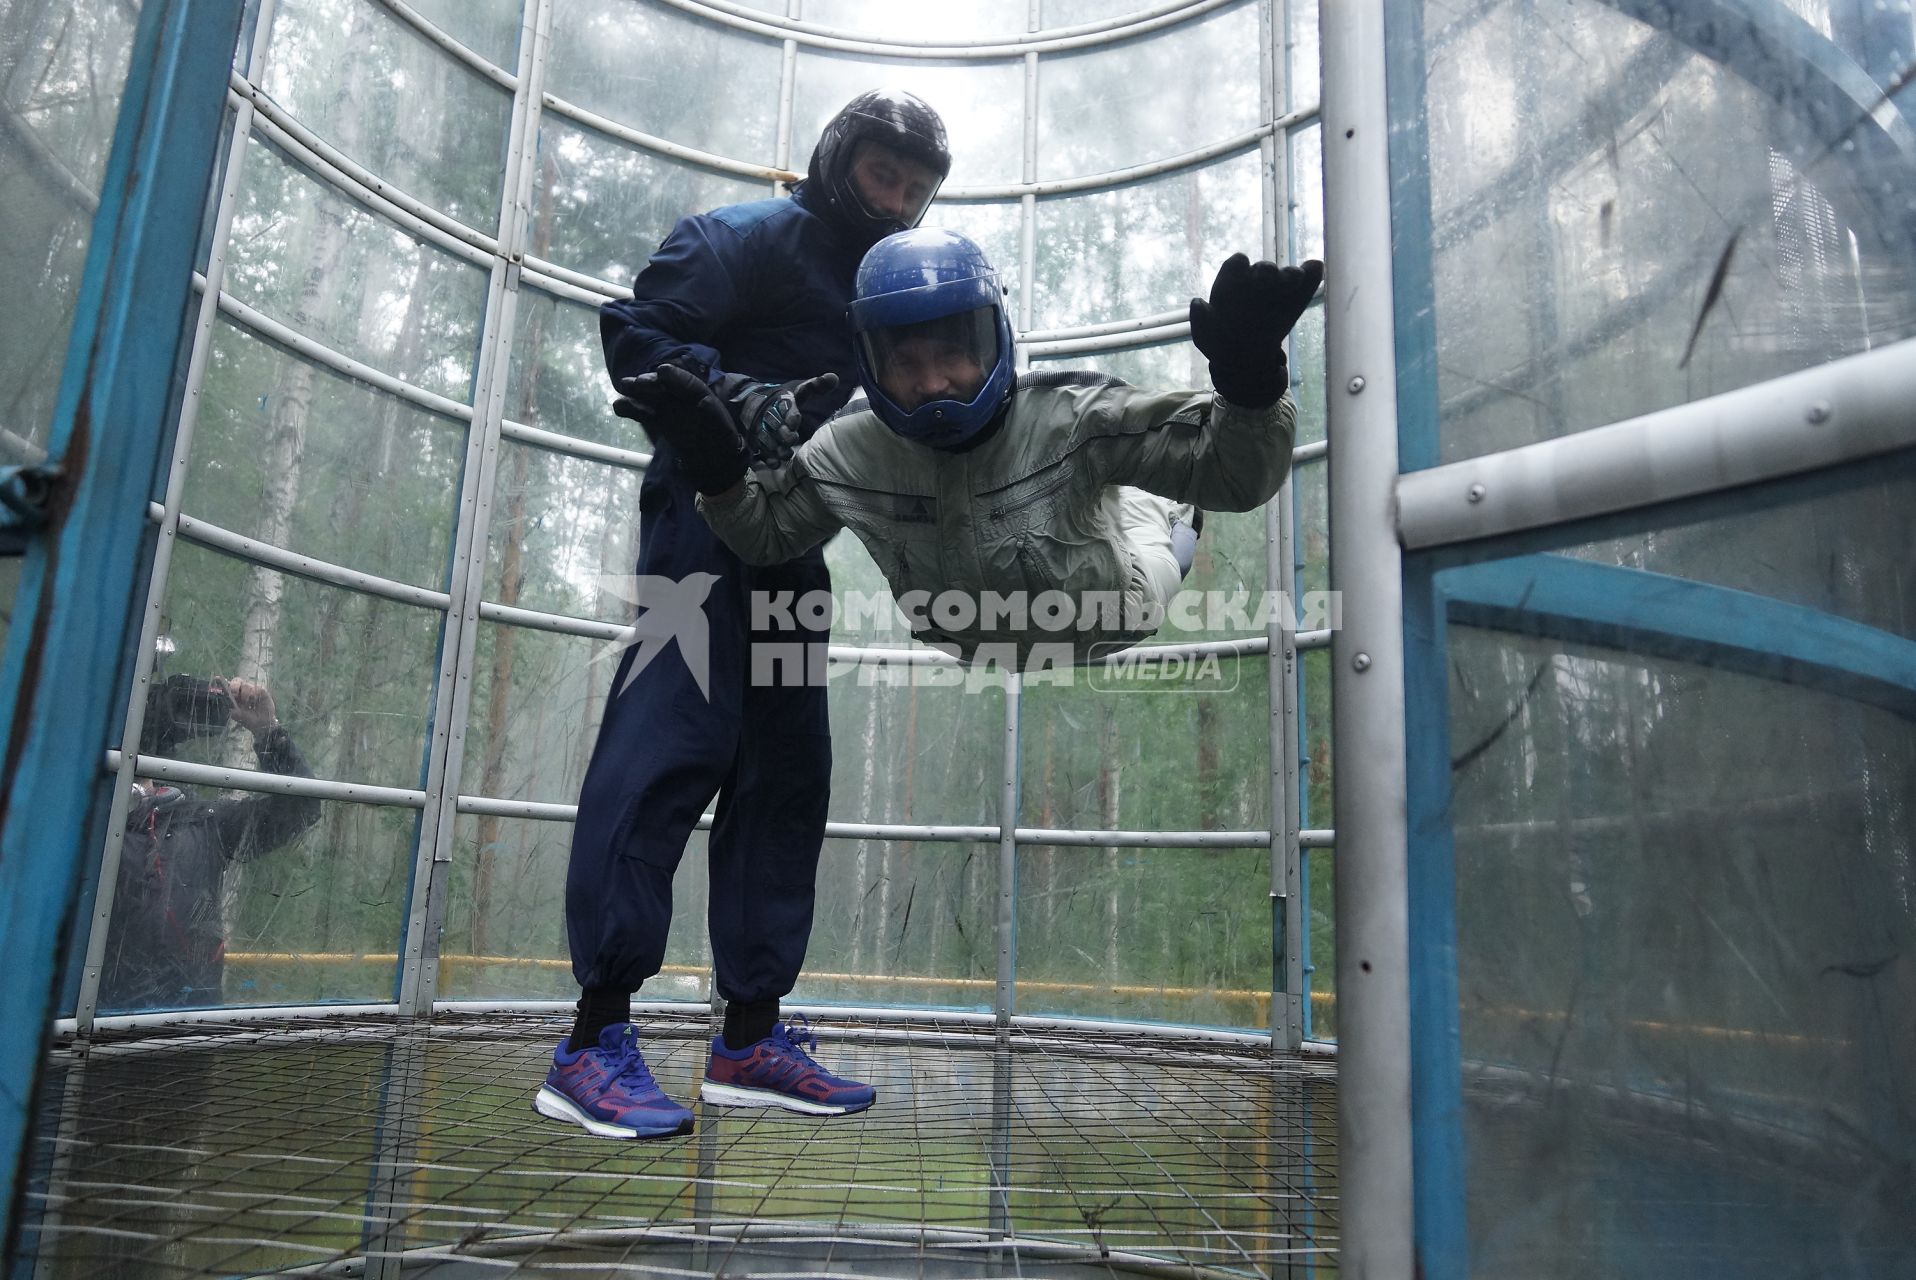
[0,0,245,1258]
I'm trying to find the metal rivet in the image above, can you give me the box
[1347,376,1366,394]
[1352,652,1371,672]
[1467,483,1486,503]
[1805,401,1831,424]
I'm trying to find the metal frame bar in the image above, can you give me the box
[173,514,453,611]
[1320,0,1416,1272]
[1261,0,1306,1056]
[238,79,506,261]
[398,0,555,1017]
[104,751,429,809]
[0,0,246,1245]
[374,0,518,88]
[1397,339,1916,551]
[212,284,476,414]
[658,0,1244,57]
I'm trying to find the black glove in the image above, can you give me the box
[1189,254,1325,409]
[614,363,750,495]
[710,372,841,465]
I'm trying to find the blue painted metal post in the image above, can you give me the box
[0,0,245,1259]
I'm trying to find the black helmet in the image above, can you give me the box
[805,88,951,247]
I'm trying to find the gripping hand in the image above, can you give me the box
[614,363,749,495]
[1189,255,1325,409]
[712,372,841,465]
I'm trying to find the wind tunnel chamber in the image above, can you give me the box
[4,0,1914,1276]
[12,0,1337,1275]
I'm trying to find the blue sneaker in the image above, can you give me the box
[535,1023,693,1138]
[701,1017,876,1116]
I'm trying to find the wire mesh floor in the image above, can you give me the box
[18,1011,1338,1278]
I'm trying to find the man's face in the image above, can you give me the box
[846,140,942,225]
[879,332,988,412]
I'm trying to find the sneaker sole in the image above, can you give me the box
[699,1079,875,1116]
[534,1085,692,1139]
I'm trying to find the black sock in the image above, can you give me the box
[567,987,632,1054]
[721,997,780,1049]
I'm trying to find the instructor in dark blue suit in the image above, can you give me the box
[536,90,951,1139]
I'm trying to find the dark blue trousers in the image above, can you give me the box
[565,457,832,1002]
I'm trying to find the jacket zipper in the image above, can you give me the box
[989,469,1071,521]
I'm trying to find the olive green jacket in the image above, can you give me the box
[700,373,1295,661]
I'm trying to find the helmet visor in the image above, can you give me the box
[845,139,944,229]
[860,307,999,413]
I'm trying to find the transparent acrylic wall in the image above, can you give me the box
[0,1,142,652]
[1393,0,1916,1271]
[1438,505,1916,1273]
[1409,0,1916,465]
[76,0,1327,1036]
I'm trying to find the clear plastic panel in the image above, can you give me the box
[261,0,511,231]
[545,0,782,161]
[823,671,1005,827]
[1445,624,1916,1276]
[1033,150,1264,327]
[921,200,1024,317]
[1412,0,1916,463]
[506,286,650,449]
[1302,644,1330,822]
[1293,456,1326,598]
[1028,338,1202,388]
[1037,1,1260,179]
[530,115,772,287]
[1015,842,1271,1028]
[1562,468,1916,640]
[148,541,442,787]
[1305,843,1334,1037]
[793,51,1025,185]
[439,816,713,1002]
[1288,0,1321,113]
[482,440,641,622]
[183,317,466,590]
[0,0,138,462]
[1019,658,1273,833]
[459,622,617,806]
[1041,0,1180,31]
[224,138,489,402]
[402,0,523,69]
[801,1,1033,39]
[1289,121,1322,262]
[1287,301,1325,446]
[792,839,997,1010]
[99,795,419,1012]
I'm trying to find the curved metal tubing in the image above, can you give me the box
[1397,340,1916,551]
[105,750,428,808]
[174,513,454,611]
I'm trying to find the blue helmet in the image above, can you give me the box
[848,229,1015,448]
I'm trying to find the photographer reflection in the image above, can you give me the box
[99,675,321,1011]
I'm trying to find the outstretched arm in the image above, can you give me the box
[1091,254,1322,510]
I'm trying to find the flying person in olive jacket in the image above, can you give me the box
[620,228,1323,667]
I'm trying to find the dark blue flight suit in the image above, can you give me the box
[570,181,860,1004]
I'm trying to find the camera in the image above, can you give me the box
[140,673,234,755]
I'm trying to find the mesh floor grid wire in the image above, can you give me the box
[18,1011,1339,1278]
